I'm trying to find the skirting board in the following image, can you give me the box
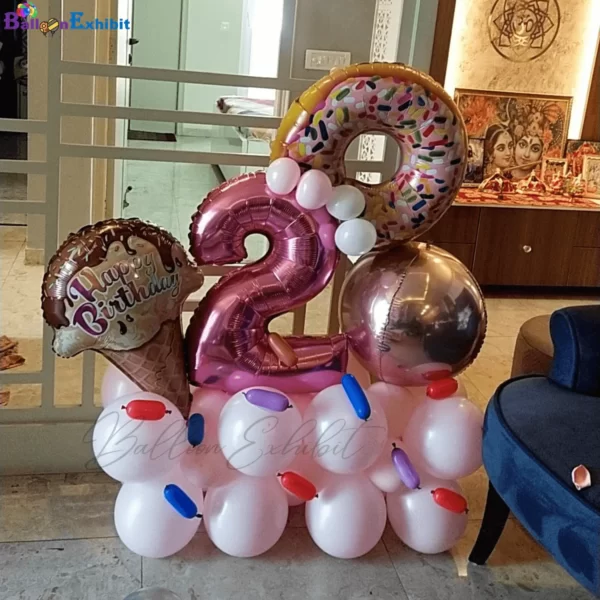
[0,421,98,475]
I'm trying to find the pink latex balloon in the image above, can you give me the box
[304,383,388,475]
[366,438,405,494]
[387,474,467,554]
[218,387,302,477]
[403,395,483,480]
[305,473,386,559]
[114,466,203,558]
[186,172,348,394]
[288,392,315,415]
[101,363,141,407]
[92,392,186,483]
[204,474,288,557]
[366,382,421,439]
[266,157,301,195]
[295,169,333,210]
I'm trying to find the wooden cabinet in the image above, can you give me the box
[422,207,480,244]
[575,212,600,248]
[436,242,475,270]
[568,249,600,287]
[424,205,600,288]
[473,209,578,286]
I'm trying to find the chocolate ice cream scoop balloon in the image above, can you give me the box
[42,219,204,414]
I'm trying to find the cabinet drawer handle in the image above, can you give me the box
[522,245,532,254]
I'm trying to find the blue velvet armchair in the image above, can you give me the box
[469,306,600,596]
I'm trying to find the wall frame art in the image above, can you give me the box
[583,155,600,199]
[565,140,600,176]
[463,137,485,187]
[455,89,572,181]
[541,157,568,186]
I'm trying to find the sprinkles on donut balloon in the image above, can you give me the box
[268,62,467,249]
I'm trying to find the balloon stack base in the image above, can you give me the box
[93,376,483,560]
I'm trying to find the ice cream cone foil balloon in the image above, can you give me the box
[41,219,204,415]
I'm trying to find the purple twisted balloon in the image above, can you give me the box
[186,171,348,394]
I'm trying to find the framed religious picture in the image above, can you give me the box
[541,157,568,186]
[583,155,600,199]
[565,140,600,176]
[454,89,572,182]
[463,138,485,186]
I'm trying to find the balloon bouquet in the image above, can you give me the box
[41,63,486,560]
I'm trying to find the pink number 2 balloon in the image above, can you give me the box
[186,171,348,394]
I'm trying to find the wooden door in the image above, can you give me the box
[473,208,578,286]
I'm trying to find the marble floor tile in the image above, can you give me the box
[0,173,27,200]
[458,374,490,411]
[0,225,27,243]
[142,528,408,600]
[484,309,541,339]
[383,520,594,600]
[0,227,25,287]
[464,352,512,402]
[0,472,118,542]
[0,537,141,600]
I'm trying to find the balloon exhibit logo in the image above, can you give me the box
[42,63,486,561]
[4,3,131,32]
[16,2,37,18]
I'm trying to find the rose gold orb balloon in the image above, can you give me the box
[339,243,486,386]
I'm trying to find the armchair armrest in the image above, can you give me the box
[549,305,600,396]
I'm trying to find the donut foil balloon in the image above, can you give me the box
[41,219,204,414]
[271,63,467,245]
[339,243,486,386]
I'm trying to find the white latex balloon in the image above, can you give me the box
[334,219,377,256]
[295,169,333,210]
[101,363,141,407]
[93,392,186,483]
[204,475,288,557]
[387,475,467,554]
[180,388,230,490]
[404,395,483,480]
[305,474,386,559]
[367,382,421,439]
[326,185,366,221]
[304,384,388,475]
[219,387,302,477]
[266,157,301,195]
[114,466,203,558]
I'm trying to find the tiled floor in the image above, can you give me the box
[0,471,595,599]
[1,134,599,598]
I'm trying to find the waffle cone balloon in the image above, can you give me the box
[41,219,204,415]
[340,243,486,386]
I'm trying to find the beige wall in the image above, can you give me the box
[291,0,377,80]
[445,0,600,138]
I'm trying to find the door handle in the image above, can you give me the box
[128,38,139,45]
